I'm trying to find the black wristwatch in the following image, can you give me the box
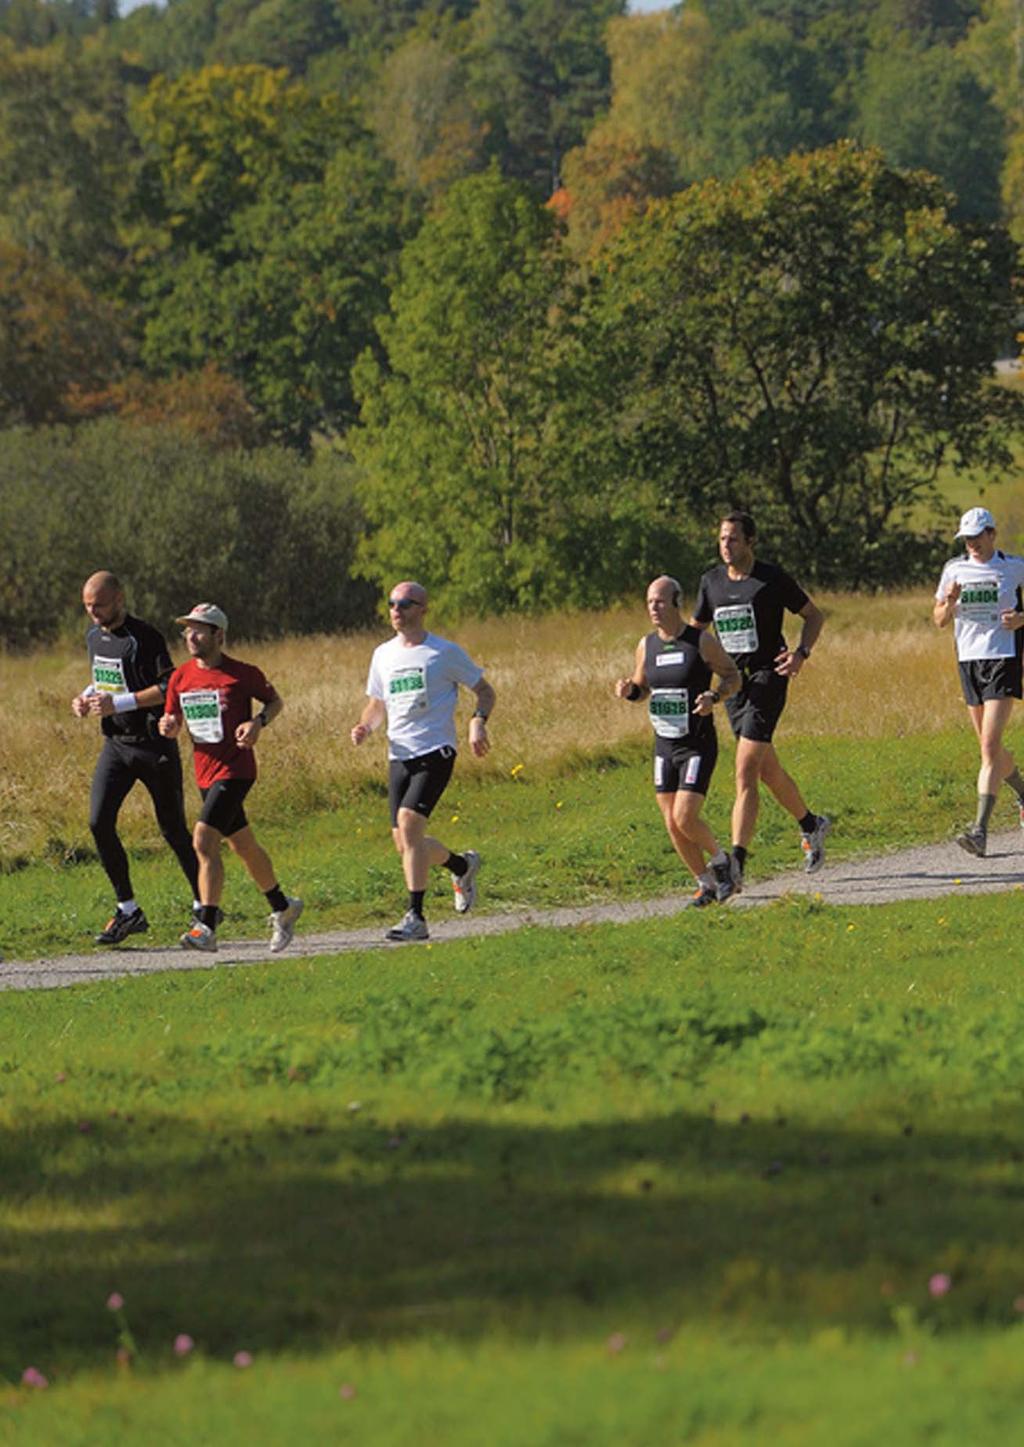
[795,645,811,660]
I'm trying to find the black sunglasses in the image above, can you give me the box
[388,598,420,610]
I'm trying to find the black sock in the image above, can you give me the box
[974,794,996,832]
[1005,768,1024,803]
[732,846,748,868]
[445,851,468,877]
[199,905,219,929]
[265,885,289,913]
[798,811,817,834]
[410,890,426,919]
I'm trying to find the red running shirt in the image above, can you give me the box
[164,655,276,787]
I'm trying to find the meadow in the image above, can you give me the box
[3,589,1024,1442]
[0,588,1001,955]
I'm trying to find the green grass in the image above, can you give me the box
[0,727,992,958]
[3,892,1024,1440]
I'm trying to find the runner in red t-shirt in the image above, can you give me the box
[160,603,302,954]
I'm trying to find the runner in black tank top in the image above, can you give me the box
[616,575,741,908]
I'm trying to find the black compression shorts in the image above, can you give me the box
[199,778,253,837]
[388,747,456,826]
[653,734,718,795]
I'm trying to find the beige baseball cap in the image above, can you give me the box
[175,603,228,631]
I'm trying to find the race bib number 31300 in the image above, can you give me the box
[181,689,224,743]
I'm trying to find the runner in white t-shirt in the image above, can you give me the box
[934,506,1024,856]
[351,581,496,941]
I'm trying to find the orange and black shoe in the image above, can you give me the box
[180,921,218,953]
[682,877,717,910]
[95,908,149,946]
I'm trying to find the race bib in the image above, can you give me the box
[649,688,689,739]
[92,655,127,694]
[388,665,427,718]
[181,689,224,744]
[714,603,759,655]
[958,577,1000,625]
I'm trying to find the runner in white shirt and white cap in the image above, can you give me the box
[351,581,496,941]
[934,506,1024,855]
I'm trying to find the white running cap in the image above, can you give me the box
[955,506,996,538]
[175,602,228,631]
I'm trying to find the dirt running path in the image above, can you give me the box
[3,829,1022,992]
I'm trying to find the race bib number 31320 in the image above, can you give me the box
[714,604,758,655]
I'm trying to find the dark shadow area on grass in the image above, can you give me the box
[2,1107,1024,1375]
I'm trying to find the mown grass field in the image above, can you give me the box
[4,589,1024,1441]
[3,894,1024,1442]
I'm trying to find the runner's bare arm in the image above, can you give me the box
[237,690,282,748]
[934,580,961,627]
[351,696,387,746]
[468,677,495,758]
[87,684,165,718]
[776,598,824,676]
[614,639,648,700]
[695,633,740,713]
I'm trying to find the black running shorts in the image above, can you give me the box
[724,669,789,743]
[388,747,456,826]
[653,735,718,795]
[199,778,254,837]
[958,657,1023,706]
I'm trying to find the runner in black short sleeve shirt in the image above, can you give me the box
[933,505,1024,857]
[691,512,830,891]
[70,570,200,945]
[616,575,741,908]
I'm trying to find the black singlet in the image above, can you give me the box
[86,614,174,742]
[693,560,808,672]
[642,626,715,751]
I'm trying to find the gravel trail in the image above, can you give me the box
[2,829,1021,992]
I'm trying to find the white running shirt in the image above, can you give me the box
[934,551,1024,661]
[367,632,483,760]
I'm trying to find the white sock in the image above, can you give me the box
[117,899,139,916]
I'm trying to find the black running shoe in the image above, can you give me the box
[712,856,735,903]
[95,908,149,946]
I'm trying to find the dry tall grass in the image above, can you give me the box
[0,590,968,866]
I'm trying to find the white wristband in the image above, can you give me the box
[112,692,138,714]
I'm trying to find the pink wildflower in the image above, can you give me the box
[928,1272,952,1298]
[106,1292,124,1311]
[21,1367,48,1389]
[173,1334,194,1357]
[233,1350,253,1369]
[605,1332,627,1355]
[339,1383,357,1400]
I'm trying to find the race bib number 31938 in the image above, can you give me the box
[181,689,223,743]
[649,689,689,739]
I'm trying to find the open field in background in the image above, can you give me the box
[4,893,1024,1441]
[0,590,979,868]
[3,588,1013,957]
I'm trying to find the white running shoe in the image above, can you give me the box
[269,897,304,953]
[385,910,429,942]
[451,851,481,914]
[180,921,218,952]
[800,815,832,874]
